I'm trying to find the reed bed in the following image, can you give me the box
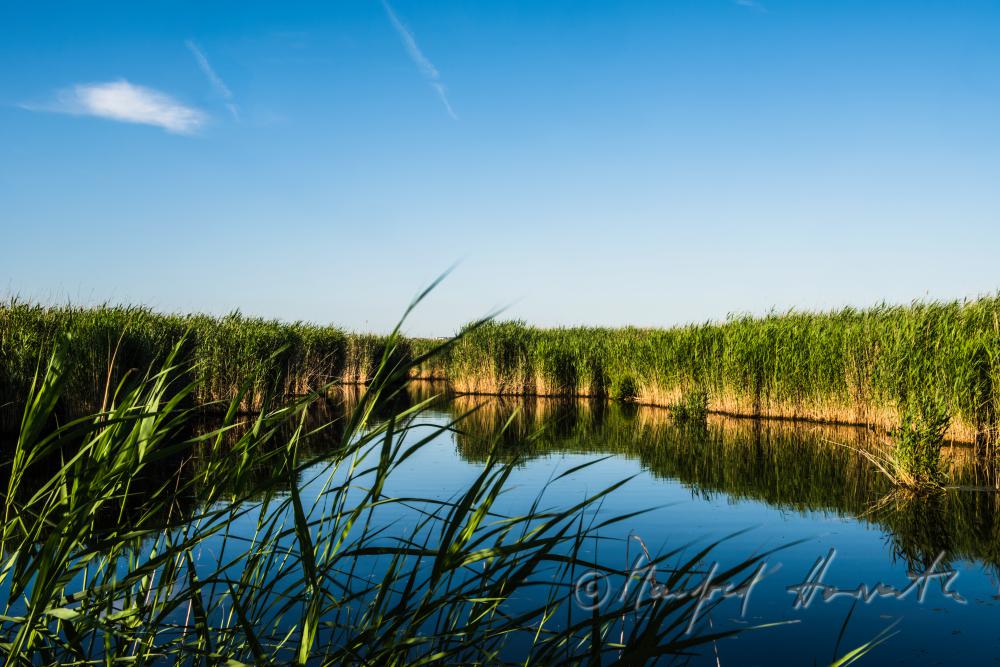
[0,300,406,431]
[440,296,1000,444]
[7,294,999,445]
[0,313,807,665]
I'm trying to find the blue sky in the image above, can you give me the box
[2,0,998,335]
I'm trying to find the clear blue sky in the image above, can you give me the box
[2,0,998,335]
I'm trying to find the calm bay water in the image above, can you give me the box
[14,387,998,664]
[282,390,1000,666]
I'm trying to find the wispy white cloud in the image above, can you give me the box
[382,0,458,120]
[186,40,240,121]
[429,82,458,121]
[25,80,206,134]
[734,0,767,12]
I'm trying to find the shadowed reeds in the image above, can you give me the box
[0,301,410,431]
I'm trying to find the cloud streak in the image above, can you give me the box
[186,40,240,120]
[734,0,767,12]
[382,0,457,119]
[27,80,206,134]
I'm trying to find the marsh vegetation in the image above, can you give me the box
[1,311,812,665]
[3,295,1000,662]
[440,296,1000,447]
[5,295,1000,449]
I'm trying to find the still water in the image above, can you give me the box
[306,388,1000,665]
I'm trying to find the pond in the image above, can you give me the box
[5,382,1000,665]
[336,385,1000,665]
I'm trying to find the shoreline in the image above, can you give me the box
[4,296,1000,447]
[404,378,982,444]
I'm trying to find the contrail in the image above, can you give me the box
[382,0,458,120]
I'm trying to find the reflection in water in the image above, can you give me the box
[405,384,1000,576]
[7,381,1000,581]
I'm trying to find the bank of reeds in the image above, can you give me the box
[0,301,405,431]
[7,294,1000,445]
[441,296,1000,444]
[1,310,803,665]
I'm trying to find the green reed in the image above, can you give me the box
[667,389,709,424]
[9,295,1000,442]
[0,300,412,431]
[887,395,951,488]
[440,296,1000,443]
[0,302,821,665]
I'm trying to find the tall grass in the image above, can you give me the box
[9,295,1000,443]
[441,296,1000,444]
[885,395,951,488]
[0,300,408,431]
[666,388,709,425]
[0,308,802,665]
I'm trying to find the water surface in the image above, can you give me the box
[11,386,1000,665]
[352,390,1000,665]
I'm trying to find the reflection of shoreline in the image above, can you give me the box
[423,386,983,475]
[17,383,997,581]
[397,385,1000,574]
[408,374,986,443]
